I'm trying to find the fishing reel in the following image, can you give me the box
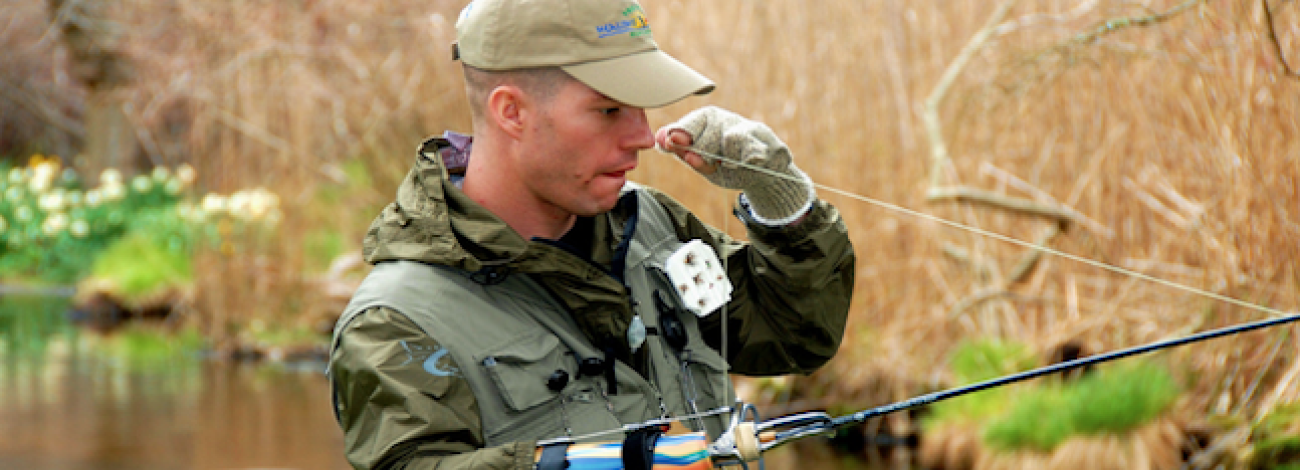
[708,402,835,469]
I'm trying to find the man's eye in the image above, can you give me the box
[600,107,621,116]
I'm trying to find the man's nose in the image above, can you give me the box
[624,108,654,150]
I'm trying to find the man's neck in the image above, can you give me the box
[461,140,575,240]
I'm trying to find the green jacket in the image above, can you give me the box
[329,133,855,470]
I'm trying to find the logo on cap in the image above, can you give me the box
[595,5,651,39]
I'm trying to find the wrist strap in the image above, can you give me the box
[536,442,570,470]
[622,426,666,470]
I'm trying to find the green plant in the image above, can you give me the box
[924,339,1041,429]
[0,160,193,283]
[982,361,1180,452]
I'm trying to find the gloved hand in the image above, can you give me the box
[655,106,814,224]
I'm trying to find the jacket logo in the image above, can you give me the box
[399,340,461,377]
[595,5,651,39]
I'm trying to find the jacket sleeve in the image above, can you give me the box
[330,306,537,470]
[649,189,856,376]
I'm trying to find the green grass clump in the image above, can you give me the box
[90,230,193,300]
[1252,402,1300,468]
[982,361,1180,452]
[924,339,1040,429]
[949,339,1040,383]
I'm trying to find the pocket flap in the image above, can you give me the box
[478,333,570,411]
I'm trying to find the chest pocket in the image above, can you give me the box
[477,330,624,443]
[479,332,569,412]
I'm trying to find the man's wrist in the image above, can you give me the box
[739,167,815,226]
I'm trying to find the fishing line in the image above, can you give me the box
[674,145,1292,319]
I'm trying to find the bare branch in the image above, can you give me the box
[1262,0,1300,78]
[1007,224,1062,285]
[924,0,1019,190]
[927,185,1076,225]
[1067,0,1205,47]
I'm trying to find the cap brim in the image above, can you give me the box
[562,50,714,109]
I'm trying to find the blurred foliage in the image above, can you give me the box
[0,156,190,283]
[1252,402,1300,468]
[0,294,75,361]
[949,338,1040,384]
[0,156,282,299]
[93,324,206,371]
[91,230,194,300]
[924,339,1041,426]
[982,361,1180,452]
[924,340,1180,453]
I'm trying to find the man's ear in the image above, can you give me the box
[487,85,527,139]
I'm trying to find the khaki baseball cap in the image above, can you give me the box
[454,0,715,108]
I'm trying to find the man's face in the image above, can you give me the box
[518,78,655,218]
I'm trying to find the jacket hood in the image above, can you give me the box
[362,132,533,272]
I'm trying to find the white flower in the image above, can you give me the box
[43,213,69,236]
[176,164,196,185]
[61,168,78,185]
[66,190,83,206]
[164,179,183,195]
[247,188,281,220]
[202,194,227,214]
[100,168,123,187]
[152,167,171,181]
[70,219,90,238]
[102,183,126,202]
[28,177,51,194]
[131,175,153,193]
[38,192,66,212]
[228,191,251,219]
[85,189,103,207]
[5,186,23,202]
[7,168,23,184]
[30,162,58,193]
[14,206,33,222]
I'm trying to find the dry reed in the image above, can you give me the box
[2,0,1298,450]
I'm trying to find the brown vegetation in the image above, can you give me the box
[2,0,1298,465]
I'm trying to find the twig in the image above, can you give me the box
[1238,329,1291,413]
[0,76,86,138]
[1007,224,1062,285]
[1068,0,1205,47]
[947,288,1016,319]
[1262,0,1300,78]
[1257,332,1300,417]
[924,0,1019,190]
[926,185,1077,225]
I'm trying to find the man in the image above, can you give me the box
[328,0,855,468]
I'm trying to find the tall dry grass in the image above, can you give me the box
[3,0,1298,425]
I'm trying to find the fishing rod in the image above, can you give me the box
[542,309,1300,469]
[541,310,1300,469]
[704,310,1300,466]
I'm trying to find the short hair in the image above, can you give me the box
[462,65,572,125]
